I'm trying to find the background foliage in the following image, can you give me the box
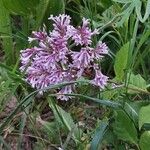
[0,0,150,149]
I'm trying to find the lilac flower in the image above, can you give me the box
[49,14,72,38]
[57,85,74,101]
[20,14,109,101]
[33,53,56,70]
[49,39,68,64]
[49,15,72,64]
[71,47,92,69]
[48,69,64,85]
[91,69,108,89]
[56,68,77,101]
[26,63,64,90]
[96,41,108,55]
[90,41,108,60]
[28,31,47,43]
[20,47,42,71]
[71,18,98,46]
[50,29,68,47]
[26,64,51,90]
[49,14,71,31]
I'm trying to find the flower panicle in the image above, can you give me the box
[20,14,109,101]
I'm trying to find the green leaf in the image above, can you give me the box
[35,0,65,29]
[112,0,132,3]
[123,102,138,126]
[135,0,150,23]
[2,0,40,16]
[127,72,148,94]
[0,0,14,65]
[123,101,150,131]
[49,101,74,130]
[48,0,65,15]
[91,120,108,150]
[48,98,81,141]
[139,105,150,129]
[35,0,50,29]
[64,93,121,108]
[142,123,150,130]
[37,117,59,142]
[113,110,138,144]
[137,28,150,51]
[113,0,150,23]
[114,42,129,81]
[116,3,134,27]
[139,131,150,150]
[0,81,78,134]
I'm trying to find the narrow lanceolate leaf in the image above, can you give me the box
[113,110,138,144]
[112,0,132,3]
[114,42,129,81]
[123,102,138,126]
[91,120,108,150]
[0,0,14,65]
[139,105,150,130]
[63,93,122,108]
[139,131,150,150]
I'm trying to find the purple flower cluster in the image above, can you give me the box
[20,14,109,100]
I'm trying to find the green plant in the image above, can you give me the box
[0,0,150,149]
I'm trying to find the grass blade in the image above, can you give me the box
[91,120,108,150]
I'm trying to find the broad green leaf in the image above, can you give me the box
[139,131,150,150]
[139,105,150,129]
[113,110,138,144]
[130,101,150,116]
[127,73,148,94]
[114,42,129,81]
[91,120,108,150]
